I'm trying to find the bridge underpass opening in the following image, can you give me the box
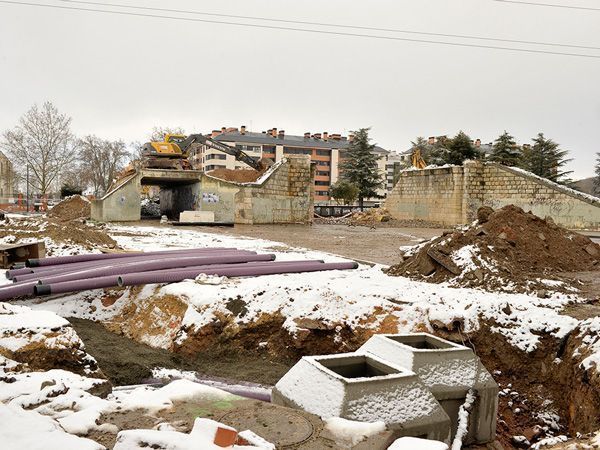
[140,174,201,221]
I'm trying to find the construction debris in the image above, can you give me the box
[47,195,91,222]
[206,168,265,183]
[386,205,600,293]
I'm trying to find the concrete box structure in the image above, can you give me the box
[385,161,600,229]
[272,353,452,444]
[358,333,498,445]
[179,210,215,223]
[91,156,314,225]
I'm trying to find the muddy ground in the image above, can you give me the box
[120,221,445,265]
[69,318,294,386]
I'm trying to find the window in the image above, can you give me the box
[316,171,329,177]
[283,147,312,155]
[235,144,261,153]
[316,190,330,196]
[316,150,330,156]
[205,164,226,171]
[206,153,227,160]
[315,180,330,186]
[316,160,330,167]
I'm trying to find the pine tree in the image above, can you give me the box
[340,128,383,210]
[595,152,600,195]
[489,131,520,166]
[442,131,480,165]
[519,133,572,182]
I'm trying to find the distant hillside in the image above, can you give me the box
[571,177,598,196]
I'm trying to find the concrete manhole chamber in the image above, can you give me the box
[358,333,498,444]
[272,352,452,444]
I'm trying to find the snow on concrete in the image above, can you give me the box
[388,436,449,450]
[323,417,386,446]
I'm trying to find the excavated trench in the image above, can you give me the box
[69,313,600,450]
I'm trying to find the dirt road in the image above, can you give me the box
[159,222,445,265]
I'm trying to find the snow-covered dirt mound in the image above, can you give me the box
[386,205,600,294]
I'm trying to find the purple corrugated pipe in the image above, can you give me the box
[11,247,242,276]
[33,253,276,286]
[11,250,256,283]
[117,261,358,287]
[33,260,336,296]
[0,281,39,300]
[25,247,237,268]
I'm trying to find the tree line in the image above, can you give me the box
[0,102,184,198]
[411,130,572,183]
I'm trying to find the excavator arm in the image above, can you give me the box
[179,134,263,171]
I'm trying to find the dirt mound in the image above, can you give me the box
[48,195,91,221]
[0,216,117,253]
[207,168,264,183]
[386,205,600,293]
[350,207,392,226]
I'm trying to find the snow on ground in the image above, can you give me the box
[7,224,581,354]
[323,417,386,446]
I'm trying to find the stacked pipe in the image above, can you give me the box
[0,248,358,301]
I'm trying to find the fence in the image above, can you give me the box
[314,204,378,217]
[0,196,61,213]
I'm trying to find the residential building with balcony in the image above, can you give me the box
[190,126,389,203]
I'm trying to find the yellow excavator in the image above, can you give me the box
[411,149,427,169]
[142,133,264,171]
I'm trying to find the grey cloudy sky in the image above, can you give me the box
[1,0,599,178]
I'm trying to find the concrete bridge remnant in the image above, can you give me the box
[91,156,314,224]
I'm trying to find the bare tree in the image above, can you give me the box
[79,135,128,197]
[147,126,186,142]
[1,102,78,195]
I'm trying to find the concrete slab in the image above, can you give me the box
[179,210,215,223]
[358,333,498,444]
[272,352,452,444]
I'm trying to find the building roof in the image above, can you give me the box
[212,130,389,154]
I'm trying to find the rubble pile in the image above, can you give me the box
[350,207,392,226]
[386,205,600,293]
[206,168,264,183]
[0,216,117,252]
[47,195,91,221]
[140,198,161,217]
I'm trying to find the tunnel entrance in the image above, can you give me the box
[140,171,202,221]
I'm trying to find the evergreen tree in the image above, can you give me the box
[340,128,383,210]
[443,131,480,165]
[595,152,600,195]
[519,133,572,182]
[489,131,520,166]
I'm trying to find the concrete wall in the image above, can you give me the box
[199,155,314,224]
[385,161,600,230]
[91,156,313,224]
[91,173,141,222]
[0,151,15,200]
[385,166,466,225]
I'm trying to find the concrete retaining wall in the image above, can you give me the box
[384,161,600,230]
[91,156,314,224]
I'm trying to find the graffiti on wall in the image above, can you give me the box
[202,192,220,204]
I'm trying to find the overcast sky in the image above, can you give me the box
[1,0,599,178]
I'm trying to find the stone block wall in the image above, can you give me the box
[384,166,465,225]
[384,161,600,230]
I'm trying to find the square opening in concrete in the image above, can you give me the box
[319,355,401,379]
[388,334,455,350]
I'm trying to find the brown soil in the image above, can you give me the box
[386,205,600,294]
[0,215,117,252]
[69,318,293,386]
[47,195,91,221]
[207,168,265,183]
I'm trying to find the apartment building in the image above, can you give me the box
[190,126,389,203]
[0,151,15,202]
